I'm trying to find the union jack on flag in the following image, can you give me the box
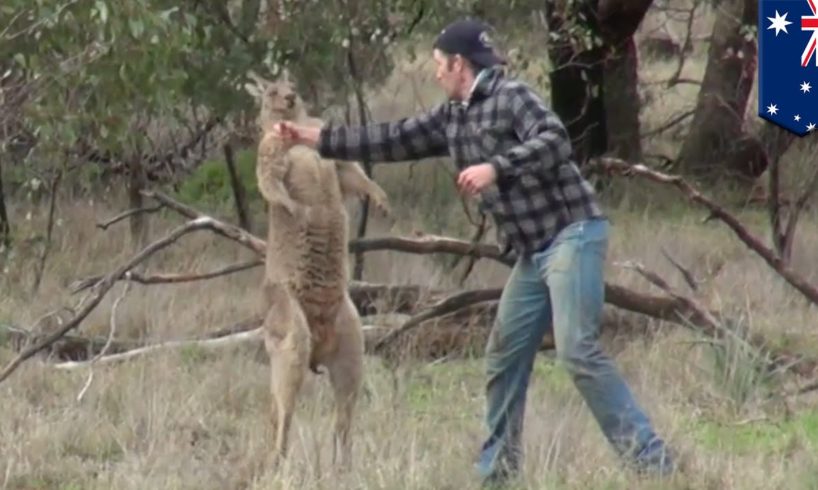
[759,0,818,136]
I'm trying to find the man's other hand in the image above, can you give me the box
[457,163,497,195]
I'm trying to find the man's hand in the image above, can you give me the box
[271,122,320,148]
[457,163,497,196]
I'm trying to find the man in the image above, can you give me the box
[271,17,675,484]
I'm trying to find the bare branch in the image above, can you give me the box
[617,260,816,377]
[458,213,488,286]
[640,109,695,139]
[97,204,164,230]
[372,288,503,353]
[616,260,720,330]
[589,157,818,307]
[667,0,700,87]
[70,259,263,294]
[142,190,266,254]
[660,247,699,291]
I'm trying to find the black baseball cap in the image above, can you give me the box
[433,18,506,67]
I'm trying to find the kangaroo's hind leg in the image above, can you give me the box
[263,282,312,467]
[321,294,364,467]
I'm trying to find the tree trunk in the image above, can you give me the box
[676,0,758,179]
[602,37,643,161]
[543,0,608,165]
[596,0,654,162]
[597,0,654,44]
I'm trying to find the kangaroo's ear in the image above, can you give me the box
[244,82,262,98]
[247,69,272,88]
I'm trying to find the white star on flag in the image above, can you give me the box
[795,114,802,121]
[767,103,779,115]
[768,10,792,35]
[808,122,816,132]
[801,81,812,93]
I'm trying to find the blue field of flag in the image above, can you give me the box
[759,0,818,136]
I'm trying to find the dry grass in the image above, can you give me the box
[3,175,818,490]
[3,7,818,489]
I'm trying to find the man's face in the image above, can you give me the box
[433,48,466,100]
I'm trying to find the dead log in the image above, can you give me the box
[53,328,263,370]
[1,323,140,361]
[348,234,513,266]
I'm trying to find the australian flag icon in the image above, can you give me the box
[759,0,818,136]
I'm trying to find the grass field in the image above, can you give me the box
[3,6,818,489]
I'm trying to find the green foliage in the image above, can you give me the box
[175,147,261,210]
[1,0,268,177]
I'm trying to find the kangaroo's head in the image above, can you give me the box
[244,69,305,129]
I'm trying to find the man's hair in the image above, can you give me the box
[442,52,488,73]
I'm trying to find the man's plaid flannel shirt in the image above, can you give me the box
[316,66,604,257]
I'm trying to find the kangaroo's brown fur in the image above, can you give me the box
[244,69,390,467]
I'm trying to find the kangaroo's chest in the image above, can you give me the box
[283,146,341,206]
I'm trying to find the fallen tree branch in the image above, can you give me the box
[0,217,237,384]
[141,190,266,254]
[348,234,513,267]
[589,157,818,307]
[9,183,815,381]
[70,259,264,294]
[54,328,263,369]
[373,288,503,352]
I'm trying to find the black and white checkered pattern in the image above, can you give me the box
[317,67,604,256]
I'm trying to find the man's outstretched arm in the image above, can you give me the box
[317,103,450,162]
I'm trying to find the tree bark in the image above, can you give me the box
[676,0,758,179]
[595,0,655,162]
[725,124,797,182]
[597,0,654,44]
[602,37,643,161]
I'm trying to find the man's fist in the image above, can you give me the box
[270,122,320,147]
[457,163,497,196]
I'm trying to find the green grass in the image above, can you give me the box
[691,410,818,455]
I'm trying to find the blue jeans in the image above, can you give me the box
[476,218,673,482]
